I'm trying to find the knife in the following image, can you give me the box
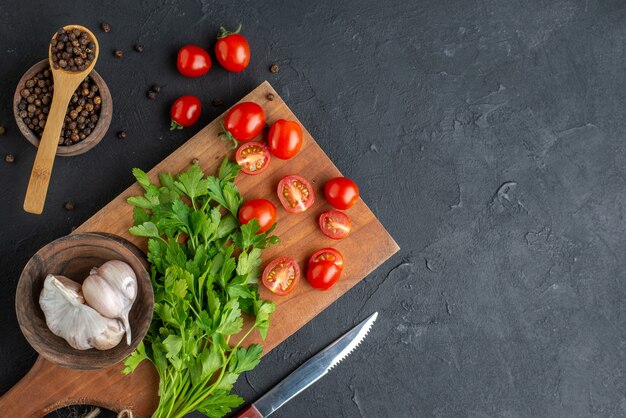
[235,311,378,418]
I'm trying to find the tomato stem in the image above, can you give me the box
[170,120,184,131]
[218,125,239,149]
[217,23,242,39]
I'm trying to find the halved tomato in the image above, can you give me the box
[262,256,300,295]
[306,260,342,290]
[236,142,271,175]
[277,175,315,213]
[319,210,352,240]
[309,248,344,270]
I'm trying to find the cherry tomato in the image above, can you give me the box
[170,95,202,130]
[215,25,250,72]
[262,256,300,295]
[324,177,360,210]
[177,45,211,77]
[319,210,352,240]
[306,260,342,290]
[235,142,271,175]
[268,119,303,160]
[221,102,265,148]
[309,248,344,270]
[238,199,277,233]
[277,175,315,213]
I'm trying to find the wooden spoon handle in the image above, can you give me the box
[23,86,73,214]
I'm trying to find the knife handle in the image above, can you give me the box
[235,404,263,418]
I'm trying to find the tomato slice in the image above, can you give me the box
[309,248,344,270]
[306,260,342,290]
[236,142,271,175]
[277,175,315,213]
[319,210,352,240]
[262,256,300,295]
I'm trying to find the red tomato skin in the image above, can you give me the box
[224,102,266,141]
[324,177,360,210]
[238,199,277,233]
[319,210,352,240]
[262,256,300,296]
[309,248,344,270]
[268,120,303,160]
[235,142,271,175]
[277,175,316,213]
[215,34,250,72]
[306,260,342,290]
[177,45,211,77]
[170,96,202,128]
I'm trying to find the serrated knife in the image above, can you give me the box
[235,311,378,418]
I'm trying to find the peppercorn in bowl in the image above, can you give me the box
[13,59,112,156]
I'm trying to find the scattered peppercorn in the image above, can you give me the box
[151,84,161,93]
[134,44,144,53]
[5,154,14,163]
[266,93,275,101]
[147,90,157,100]
[270,64,280,73]
[192,158,199,164]
[64,201,75,211]
[117,130,127,139]
[212,98,224,107]
[101,22,111,33]
[18,65,102,146]
[0,125,5,135]
[71,226,77,232]
[114,50,123,59]
[50,28,96,72]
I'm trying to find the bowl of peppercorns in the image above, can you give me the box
[13,59,112,157]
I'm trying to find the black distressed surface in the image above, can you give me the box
[1,0,625,417]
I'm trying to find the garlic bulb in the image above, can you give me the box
[39,274,125,350]
[83,260,137,345]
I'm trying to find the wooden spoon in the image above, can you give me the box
[23,25,99,214]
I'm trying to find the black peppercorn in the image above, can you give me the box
[5,154,14,163]
[118,131,127,139]
[270,64,280,73]
[134,44,144,52]
[101,22,111,33]
[151,84,161,93]
[212,98,224,106]
[266,93,275,101]
[64,201,75,210]
[114,50,123,58]
[147,90,157,100]
[0,125,5,136]
[192,158,199,164]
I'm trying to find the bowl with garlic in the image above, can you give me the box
[16,233,153,370]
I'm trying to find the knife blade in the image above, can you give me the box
[236,311,378,418]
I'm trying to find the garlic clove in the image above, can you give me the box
[89,318,125,350]
[53,275,84,304]
[82,260,137,346]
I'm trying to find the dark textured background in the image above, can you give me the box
[1,0,625,417]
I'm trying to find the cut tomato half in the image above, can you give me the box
[262,256,300,296]
[309,248,344,270]
[277,175,315,213]
[319,210,352,240]
[235,142,271,175]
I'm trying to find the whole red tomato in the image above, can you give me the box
[170,96,202,130]
[215,24,250,72]
[268,119,303,160]
[177,45,211,77]
[238,199,277,233]
[324,177,360,210]
[221,102,265,148]
[306,260,342,290]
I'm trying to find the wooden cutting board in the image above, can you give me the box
[0,81,399,417]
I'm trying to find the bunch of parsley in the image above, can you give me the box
[122,158,278,418]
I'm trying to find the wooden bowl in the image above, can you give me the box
[13,59,112,157]
[15,233,153,370]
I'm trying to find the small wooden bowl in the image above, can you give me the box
[13,59,112,157]
[15,233,153,370]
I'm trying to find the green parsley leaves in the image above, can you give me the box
[123,159,278,418]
